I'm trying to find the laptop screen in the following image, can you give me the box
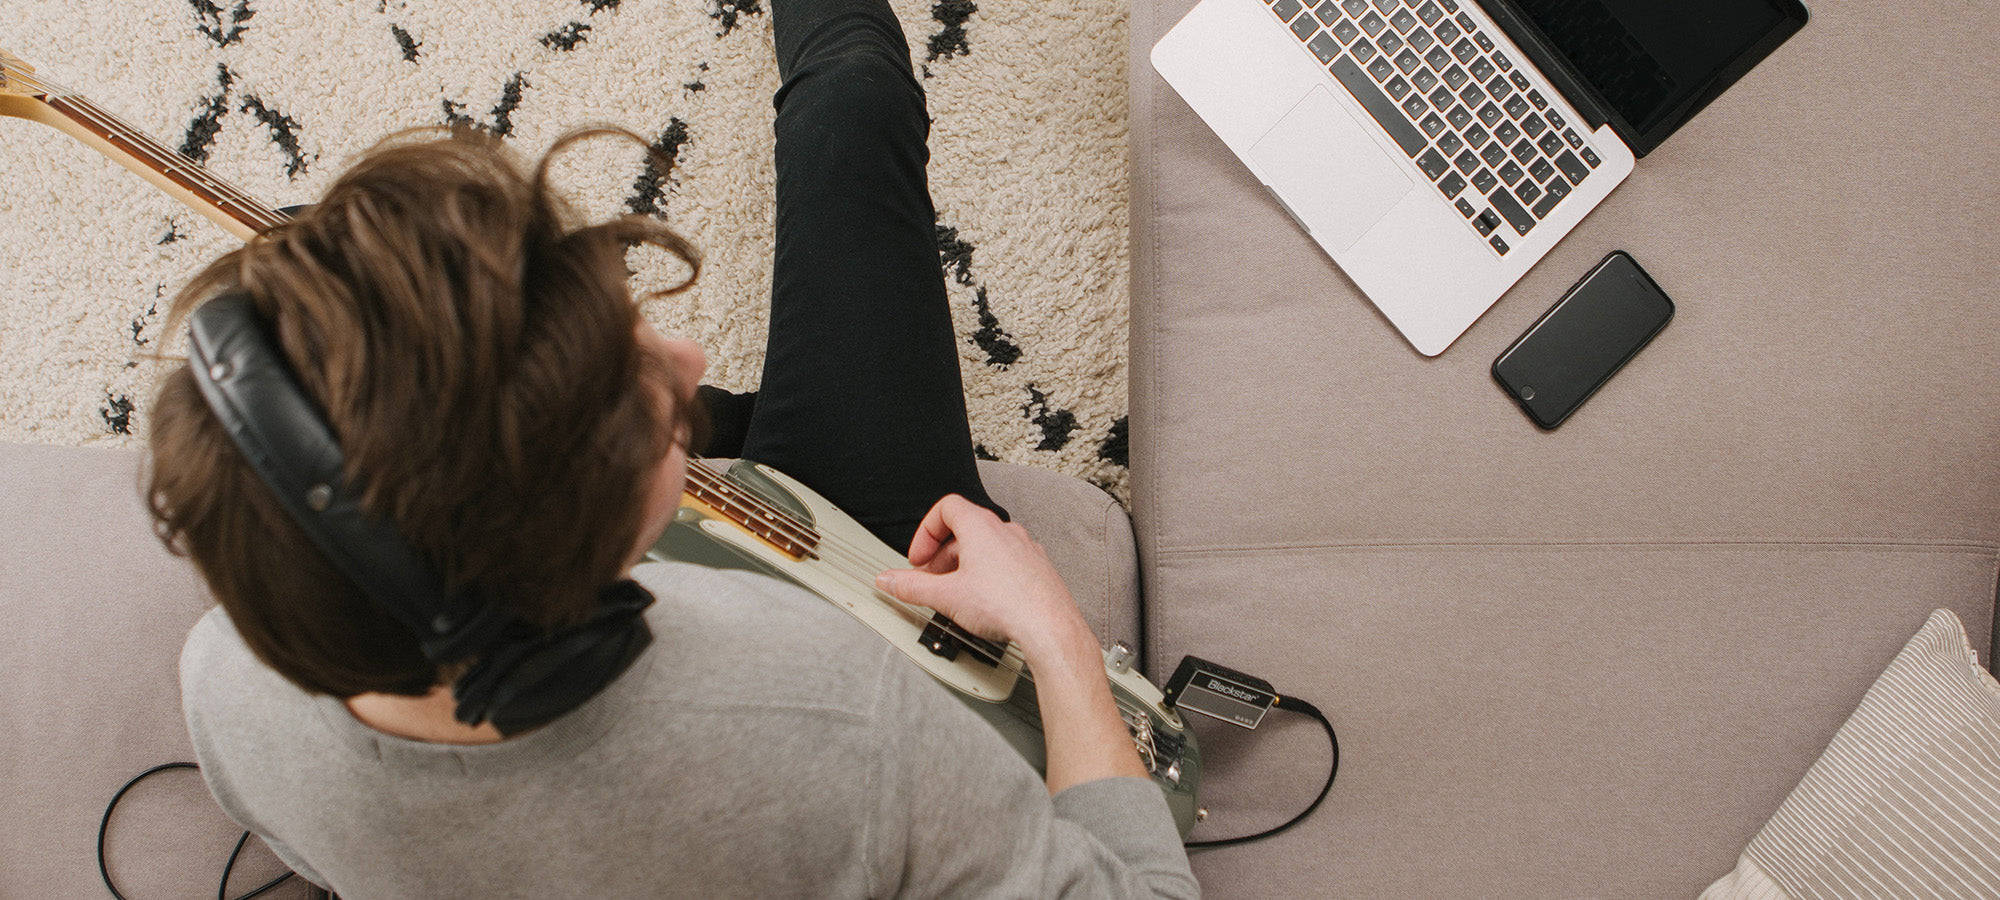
[1495,0,1807,155]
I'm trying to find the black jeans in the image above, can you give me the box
[703,0,1004,555]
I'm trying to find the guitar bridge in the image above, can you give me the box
[1122,709,1189,786]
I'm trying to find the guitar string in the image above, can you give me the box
[682,461,1028,667]
[7,61,1168,737]
[3,64,288,232]
[682,461,820,552]
[58,83,292,231]
[61,92,289,231]
[684,466,1022,666]
[681,460,1039,675]
[677,465,1173,747]
[680,468,1072,684]
[47,90,288,232]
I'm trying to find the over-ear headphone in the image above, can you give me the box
[185,291,653,735]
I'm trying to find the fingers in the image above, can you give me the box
[875,566,943,608]
[904,494,998,565]
[876,494,1064,623]
[920,538,960,575]
[902,496,954,566]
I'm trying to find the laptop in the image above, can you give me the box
[1152,0,1807,355]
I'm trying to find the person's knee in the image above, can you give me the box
[775,52,928,170]
[778,44,924,129]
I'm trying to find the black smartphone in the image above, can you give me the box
[1492,251,1674,430]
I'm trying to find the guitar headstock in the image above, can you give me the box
[0,47,274,239]
[2,50,36,95]
[1,50,40,97]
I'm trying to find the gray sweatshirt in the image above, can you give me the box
[181,561,1200,899]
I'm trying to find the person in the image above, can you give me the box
[146,0,1199,896]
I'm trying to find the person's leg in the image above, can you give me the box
[741,0,1004,555]
[696,385,756,460]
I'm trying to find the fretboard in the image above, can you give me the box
[1,55,286,240]
[683,461,822,560]
[44,93,288,235]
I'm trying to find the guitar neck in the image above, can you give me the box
[0,52,283,240]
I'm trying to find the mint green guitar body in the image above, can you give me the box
[646,460,1202,836]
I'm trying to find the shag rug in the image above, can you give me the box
[0,0,1134,495]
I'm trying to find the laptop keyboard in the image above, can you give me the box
[1266,0,1604,257]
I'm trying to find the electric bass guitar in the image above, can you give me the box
[1,50,1203,834]
[656,459,1202,833]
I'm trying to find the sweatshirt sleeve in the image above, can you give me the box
[1052,776,1200,896]
[179,608,332,890]
[863,650,1200,899]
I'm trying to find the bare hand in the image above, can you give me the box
[874,495,1091,659]
[879,495,1146,792]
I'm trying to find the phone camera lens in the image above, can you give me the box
[1520,386,1536,400]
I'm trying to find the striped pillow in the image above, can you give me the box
[1703,609,2000,900]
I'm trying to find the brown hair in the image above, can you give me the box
[148,128,703,697]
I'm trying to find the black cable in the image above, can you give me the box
[1184,695,1339,849]
[98,760,297,900]
[221,830,298,900]
[99,762,196,900]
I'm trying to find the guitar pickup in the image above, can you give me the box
[919,613,1005,668]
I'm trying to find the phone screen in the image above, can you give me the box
[1492,251,1673,429]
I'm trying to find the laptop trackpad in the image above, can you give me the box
[1250,86,1412,252]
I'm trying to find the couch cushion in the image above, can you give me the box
[979,459,1142,649]
[1129,0,2000,895]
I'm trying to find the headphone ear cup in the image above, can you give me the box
[452,580,655,735]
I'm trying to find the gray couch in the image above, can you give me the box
[1129,0,2000,896]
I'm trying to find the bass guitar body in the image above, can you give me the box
[649,459,1203,836]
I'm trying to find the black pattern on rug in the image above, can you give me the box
[935,223,1021,368]
[711,0,764,37]
[240,94,312,178]
[625,119,691,219]
[443,73,530,137]
[1023,385,1077,452]
[1097,416,1128,469]
[189,0,255,48]
[926,0,977,62]
[541,21,593,51]
[101,392,137,436]
[175,62,313,178]
[390,24,422,61]
[178,64,234,164]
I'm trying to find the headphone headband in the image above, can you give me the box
[187,292,510,661]
[185,291,651,734]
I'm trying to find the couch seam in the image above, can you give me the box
[1099,489,1133,642]
[1090,490,1115,639]
[1156,539,2000,559]
[1129,0,1164,670]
